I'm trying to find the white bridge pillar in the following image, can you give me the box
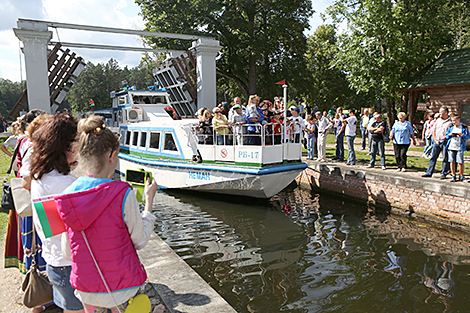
[14,20,52,114]
[192,38,221,110]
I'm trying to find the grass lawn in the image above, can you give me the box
[0,137,14,241]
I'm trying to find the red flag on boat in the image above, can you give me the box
[275,79,286,85]
[33,196,66,238]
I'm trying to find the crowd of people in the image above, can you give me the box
[192,96,470,182]
[3,110,158,312]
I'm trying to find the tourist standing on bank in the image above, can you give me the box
[422,113,434,158]
[344,109,357,165]
[360,109,370,150]
[367,113,376,154]
[332,107,346,161]
[367,113,387,169]
[55,116,158,312]
[390,112,416,172]
[445,115,470,182]
[316,111,332,162]
[304,115,317,160]
[422,107,452,179]
[289,107,305,143]
[29,114,85,313]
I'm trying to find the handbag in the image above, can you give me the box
[1,139,23,212]
[1,180,14,212]
[11,178,32,217]
[22,224,53,308]
[81,231,151,313]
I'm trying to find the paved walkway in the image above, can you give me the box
[313,137,470,183]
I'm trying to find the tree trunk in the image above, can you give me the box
[248,53,257,95]
[401,92,409,115]
[386,98,397,129]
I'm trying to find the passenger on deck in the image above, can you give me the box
[212,107,231,145]
[246,95,265,145]
[228,97,244,121]
[198,109,213,145]
[229,104,246,145]
[271,111,283,145]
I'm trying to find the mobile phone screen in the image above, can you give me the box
[126,170,146,184]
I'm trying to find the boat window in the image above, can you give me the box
[163,133,178,151]
[149,132,160,150]
[118,111,123,123]
[120,129,125,145]
[132,131,139,146]
[125,130,131,146]
[119,96,126,106]
[140,131,147,148]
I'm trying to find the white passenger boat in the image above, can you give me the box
[108,87,307,198]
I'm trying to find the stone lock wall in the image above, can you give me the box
[296,164,470,229]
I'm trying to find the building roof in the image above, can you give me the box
[403,48,470,91]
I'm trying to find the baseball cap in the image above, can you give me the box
[290,107,299,112]
[233,104,242,109]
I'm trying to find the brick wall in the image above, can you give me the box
[296,164,470,229]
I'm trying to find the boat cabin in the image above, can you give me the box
[109,89,302,168]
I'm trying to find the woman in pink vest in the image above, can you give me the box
[55,116,158,312]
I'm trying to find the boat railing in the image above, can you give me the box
[191,123,302,164]
[192,123,296,147]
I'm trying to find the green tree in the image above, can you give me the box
[0,79,26,118]
[65,59,157,113]
[136,0,314,100]
[304,25,352,111]
[327,0,463,123]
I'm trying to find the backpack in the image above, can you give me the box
[382,122,390,143]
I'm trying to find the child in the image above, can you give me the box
[445,115,470,182]
[55,116,158,312]
[304,115,317,159]
[247,95,261,122]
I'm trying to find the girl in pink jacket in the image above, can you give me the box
[55,116,158,312]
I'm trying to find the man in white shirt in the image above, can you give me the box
[343,109,357,165]
[316,111,332,162]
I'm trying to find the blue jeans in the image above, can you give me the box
[335,132,345,160]
[307,136,316,159]
[47,265,84,310]
[346,135,356,164]
[360,127,367,149]
[370,139,385,167]
[423,135,433,155]
[425,141,450,176]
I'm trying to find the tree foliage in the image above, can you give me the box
[136,0,314,101]
[326,0,470,121]
[0,79,26,118]
[65,59,154,112]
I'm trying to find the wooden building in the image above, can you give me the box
[401,48,470,123]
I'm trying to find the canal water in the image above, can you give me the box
[152,187,470,313]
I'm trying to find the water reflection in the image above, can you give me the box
[151,188,470,313]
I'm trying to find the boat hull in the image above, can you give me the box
[117,154,307,198]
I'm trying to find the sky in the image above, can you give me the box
[0,0,332,83]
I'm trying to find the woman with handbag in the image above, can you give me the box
[29,113,84,312]
[55,116,158,312]
[4,112,46,274]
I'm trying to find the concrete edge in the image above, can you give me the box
[138,233,237,313]
[309,162,470,199]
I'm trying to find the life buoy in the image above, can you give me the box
[164,106,177,119]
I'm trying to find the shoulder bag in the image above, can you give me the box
[22,223,54,308]
[82,231,151,313]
